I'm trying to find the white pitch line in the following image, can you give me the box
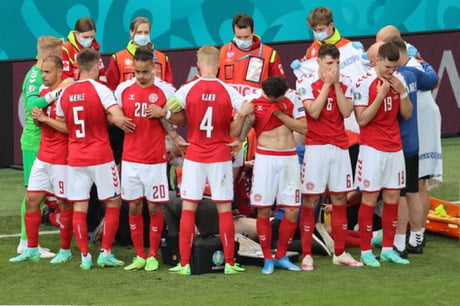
[0,230,59,238]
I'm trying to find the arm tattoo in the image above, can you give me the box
[238,114,255,143]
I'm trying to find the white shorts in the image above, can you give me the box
[121,161,169,203]
[180,159,233,202]
[355,145,406,192]
[250,151,301,208]
[27,159,68,199]
[301,145,353,195]
[66,161,121,202]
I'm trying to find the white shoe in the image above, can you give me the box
[301,255,314,271]
[333,252,364,267]
[38,246,55,259]
[315,223,335,254]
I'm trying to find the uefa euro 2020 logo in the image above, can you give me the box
[212,250,224,266]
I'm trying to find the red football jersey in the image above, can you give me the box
[36,86,68,165]
[115,78,176,164]
[353,69,406,152]
[247,89,305,138]
[175,77,243,162]
[297,72,353,149]
[56,79,117,166]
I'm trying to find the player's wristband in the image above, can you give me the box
[400,92,408,99]
[165,109,172,120]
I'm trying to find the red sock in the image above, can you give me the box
[179,209,195,266]
[382,203,398,248]
[256,216,273,260]
[129,214,145,258]
[332,205,347,256]
[148,209,164,258]
[345,230,361,248]
[48,212,60,227]
[300,207,316,257]
[219,211,235,265]
[101,207,120,251]
[275,217,297,259]
[73,211,89,254]
[358,203,375,251]
[25,210,41,248]
[59,208,73,250]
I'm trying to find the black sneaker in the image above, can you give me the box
[407,243,423,254]
[393,246,408,259]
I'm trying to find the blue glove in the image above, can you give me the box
[407,44,419,57]
[351,41,364,52]
[291,59,301,70]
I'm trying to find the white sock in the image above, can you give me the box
[409,230,423,246]
[394,234,406,251]
[381,247,393,252]
[100,249,111,257]
[81,253,92,261]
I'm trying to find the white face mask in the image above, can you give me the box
[78,37,93,48]
[234,38,252,50]
[314,31,329,42]
[133,34,151,46]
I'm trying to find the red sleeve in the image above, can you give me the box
[269,51,285,77]
[61,49,74,79]
[106,55,120,91]
[164,57,173,84]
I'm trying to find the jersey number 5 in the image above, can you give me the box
[72,106,86,138]
[200,107,214,138]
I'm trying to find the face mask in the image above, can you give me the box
[133,34,151,46]
[234,38,252,50]
[78,38,93,48]
[314,31,329,42]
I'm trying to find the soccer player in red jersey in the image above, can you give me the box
[9,55,73,264]
[114,47,178,272]
[296,44,363,270]
[353,42,413,267]
[157,46,253,275]
[56,48,135,270]
[243,76,306,274]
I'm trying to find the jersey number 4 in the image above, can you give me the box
[72,106,86,138]
[200,107,214,138]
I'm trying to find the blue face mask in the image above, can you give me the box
[78,37,93,48]
[133,34,151,46]
[234,38,252,50]
[314,31,329,42]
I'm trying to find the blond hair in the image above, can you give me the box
[197,45,220,67]
[37,36,63,58]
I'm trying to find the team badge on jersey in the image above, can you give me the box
[27,85,36,93]
[353,92,361,101]
[148,93,159,103]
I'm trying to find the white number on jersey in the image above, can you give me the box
[134,102,148,117]
[326,97,333,111]
[200,107,214,138]
[72,106,86,138]
[383,97,393,112]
